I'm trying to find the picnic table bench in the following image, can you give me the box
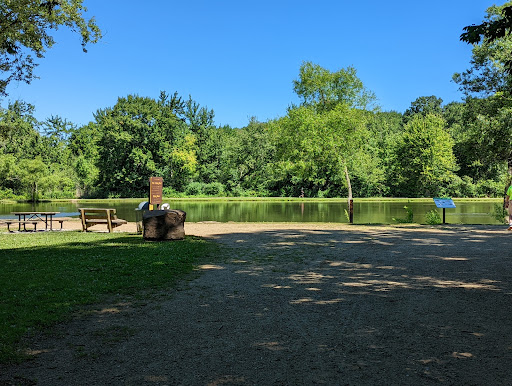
[1,220,40,232]
[79,208,127,233]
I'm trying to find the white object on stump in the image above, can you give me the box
[142,209,186,240]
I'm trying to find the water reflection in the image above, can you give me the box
[0,199,502,224]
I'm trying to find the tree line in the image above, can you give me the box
[1,2,511,201]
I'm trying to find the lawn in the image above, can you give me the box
[0,231,216,363]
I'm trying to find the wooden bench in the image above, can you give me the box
[53,217,72,230]
[1,220,40,232]
[79,208,127,233]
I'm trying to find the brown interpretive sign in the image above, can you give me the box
[149,177,163,205]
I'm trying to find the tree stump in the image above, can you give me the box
[142,209,186,241]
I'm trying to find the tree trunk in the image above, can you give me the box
[508,151,512,177]
[143,209,186,240]
[344,164,353,223]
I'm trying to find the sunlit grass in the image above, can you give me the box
[0,231,216,363]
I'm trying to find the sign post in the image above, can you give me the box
[433,197,456,224]
[149,177,163,210]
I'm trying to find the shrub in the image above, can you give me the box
[491,203,508,224]
[162,187,185,198]
[0,188,22,200]
[185,182,204,196]
[425,209,442,225]
[476,179,502,197]
[202,182,225,196]
[448,175,477,198]
[393,206,414,223]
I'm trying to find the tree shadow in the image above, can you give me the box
[2,225,511,384]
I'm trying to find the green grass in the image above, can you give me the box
[0,231,217,363]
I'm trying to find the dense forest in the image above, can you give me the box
[1,5,511,201]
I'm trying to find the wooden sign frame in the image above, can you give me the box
[149,177,163,206]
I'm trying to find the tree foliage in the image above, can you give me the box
[460,2,512,75]
[2,57,512,200]
[293,61,376,111]
[0,0,101,95]
[390,114,458,197]
[456,2,512,96]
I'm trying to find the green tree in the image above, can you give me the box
[390,114,458,197]
[169,134,198,191]
[94,93,194,196]
[403,96,443,123]
[460,2,512,76]
[270,104,373,197]
[455,2,512,189]
[18,156,49,201]
[0,0,101,95]
[68,122,100,196]
[364,111,403,196]
[184,97,222,184]
[0,100,40,158]
[223,118,276,195]
[456,2,512,96]
[39,115,74,165]
[293,61,376,111]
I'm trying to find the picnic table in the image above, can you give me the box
[7,211,61,231]
[79,208,127,232]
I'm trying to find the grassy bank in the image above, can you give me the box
[0,231,216,363]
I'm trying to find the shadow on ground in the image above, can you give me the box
[2,225,512,385]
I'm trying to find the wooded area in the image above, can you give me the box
[0,2,511,201]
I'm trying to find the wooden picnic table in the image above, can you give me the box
[10,211,60,231]
[79,208,127,232]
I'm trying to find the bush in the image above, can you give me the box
[448,175,477,198]
[425,209,442,225]
[162,187,185,198]
[491,203,508,224]
[0,188,23,200]
[476,179,502,197]
[185,182,204,196]
[202,182,225,196]
[393,206,414,223]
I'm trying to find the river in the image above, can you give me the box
[0,199,504,225]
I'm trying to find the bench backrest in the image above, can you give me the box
[79,208,118,220]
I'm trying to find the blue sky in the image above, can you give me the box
[2,0,500,128]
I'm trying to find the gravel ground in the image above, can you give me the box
[1,221,512,385]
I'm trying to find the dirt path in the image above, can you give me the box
[2,222,512,385]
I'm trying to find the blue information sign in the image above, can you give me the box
[433,198,456,209]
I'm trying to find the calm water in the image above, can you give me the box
[0,199,504,224]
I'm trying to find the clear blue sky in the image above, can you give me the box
[2,0,501,128]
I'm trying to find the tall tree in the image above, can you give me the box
[284,62,378,204]
[270,104,372,198]
[403,96,443,123]
[456,2,512,182]
[456,2,512,96]
[390,114,458,197]
[94,93,194,196]
[293,61,376,111]
[224,118,275,195]
[460,2,512,76]
[0,0,101,95]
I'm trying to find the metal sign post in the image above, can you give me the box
[433,197,456,224]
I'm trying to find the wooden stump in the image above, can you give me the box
[142,209,186,240]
